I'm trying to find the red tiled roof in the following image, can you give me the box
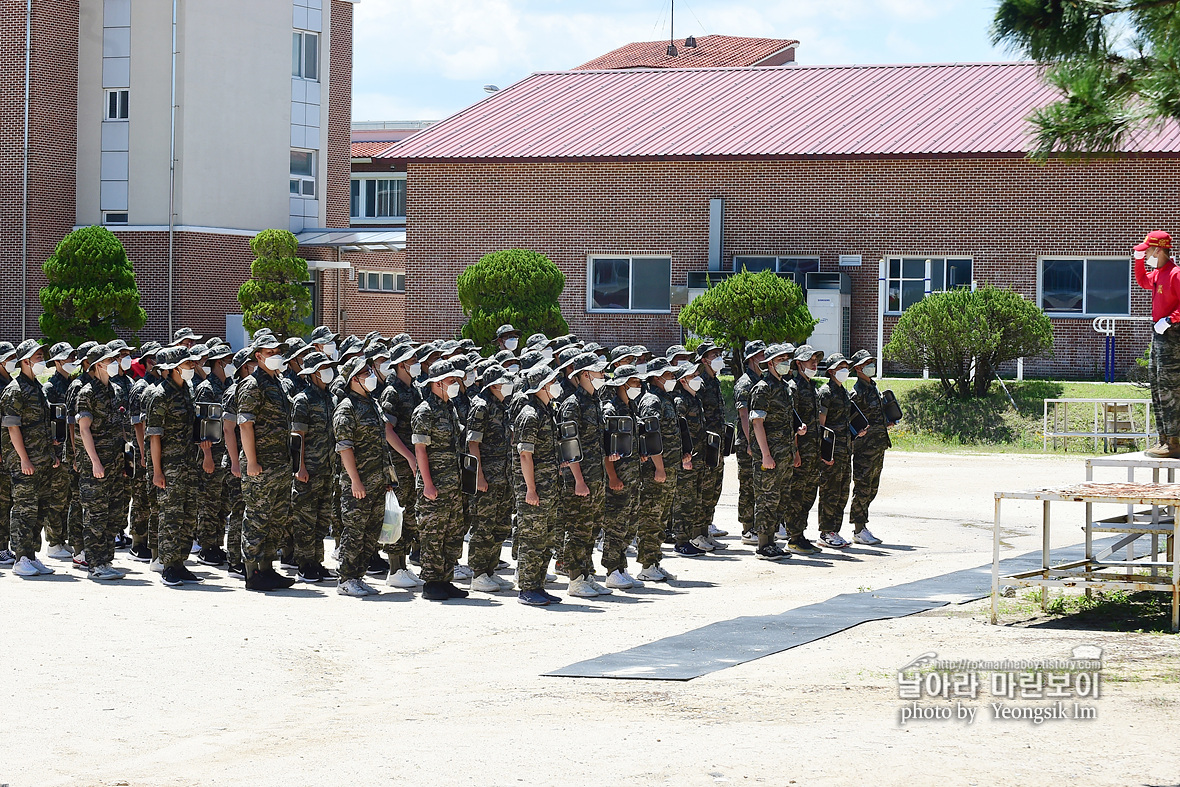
[386,62,1180,161]
[352,141,397,158]
[575,35,797,70]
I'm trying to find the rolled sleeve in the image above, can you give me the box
[412,433,431,445]
[75,410,93,422]
[2,415,22,427]
[466,429,484,444]
[518,441,536,454]
[291,421,309,433]
[335,440,354,453]
[145,426,164,437]
[750,409,767,421]
[236,413,256,424]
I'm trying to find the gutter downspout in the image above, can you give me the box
[21,0,31,340]
[336,248,342,333]
[876,258,885,380]
[167,0,178,337]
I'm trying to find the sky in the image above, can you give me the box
[351,0,1017,122]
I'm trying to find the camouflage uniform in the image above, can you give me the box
[698,368,726,537]
[600,387,640,574]
[635,378,681,569]
[818,376,854,533]
[412,389,464,584]
[749,371,798,539]
[784,370,822,543]
[513,393,561,592]
[110,370,135,536]
[65,370,92,552]
[221,379,243,564]
[849,377,891,533]
[75,374,130,567]
[129,372,158,551]
[42,369,74,548]
[291,379,335,568]
[1,371,59,560]
[732,366,760,536]
[557,383,607,579]
[334,387,387,581]
[236,368,292,565]
[671,383,706,546]
[145,376,198,566]
[464,388,513,578]
[193,372,229,550]
[0,368,11,551]
[378,376,420,566]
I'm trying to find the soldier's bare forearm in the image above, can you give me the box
[521,451,536,495]
[415,444,433,488]
[239,422,259,466]
[739,408,751,442]
[8,426,30,464]
[340,446,361,486]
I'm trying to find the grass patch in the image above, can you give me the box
[1030,590,1180,636]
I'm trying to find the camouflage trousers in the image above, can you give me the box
[67,468,83,551]
[291,469,334,566]
[671,464,703,546]
[753,452,794,539]
[0,471,10,549]
[818,453,852,532]
[382,456,418,566]
[1151,331,1180,437]
[636,462,676,568]
[79,469,125,567]
[602,460,640,574]
[9,467,55,560]
[417,484,465,583]
[513,481,557,592]
[225,470,243,564]
[157,465,198,566]
[146,463,161,554]
[197,465,228,549]
[736,447,754,534]
[42,462,71,548]
[337,473,386,581]
[849,440,887,530]
[241,466,291,564]
[700,460,724,539]
[560,471,605,578]
[467,465,513,578]
[129,449,151,545]
[784,442,822,541]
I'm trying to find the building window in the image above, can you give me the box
[292,31,319,81]
[103,212,128,225]
[290,150,315,197]
[886,256,973,312]
[105,89,129,121]
[733,255,819,289]
[358,271,405,293]
[350,177,406,220]
[588,256,672,313]
[1038,257,1130,316]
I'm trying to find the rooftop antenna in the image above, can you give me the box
[667,0,678,57]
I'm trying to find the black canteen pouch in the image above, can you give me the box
[820,426,836,464]
[50,402,68,443]
[638,416,663,457]
[460,452,480,495]
[722,423,736,456]
[289,433,304,475]
[705,431,722,468]
[194,402,225,444]
[603,415,634,459]
[882,390,903,423]
[557,420,583,464]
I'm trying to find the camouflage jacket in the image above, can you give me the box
[0,370,10,466]
[220,379,239,470]
[412,391,461,491]
[600,390,639,472]
[851,378,893,452]
[44,370,72,408]
[557,385,606,483]
[75,377,130,469]
[636,386,682,467]
[379,376,419,452]
[748,373,799,465]
[513,395,561,490]
[236,369,292,466]
[194,373,229,464]
[674,387,706,460]
[791,372,822,454]
[818,379,853,457]
[292,381,334,475]
[732,368,760,450]
[465,390,512,480]
[334,389,387,487]
[699,371,726,433]
[1,372,57,471]
[145,376,196,470]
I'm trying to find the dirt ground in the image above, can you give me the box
[3,451,1178,787]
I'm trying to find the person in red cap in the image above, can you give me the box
[1134,230,1180,457]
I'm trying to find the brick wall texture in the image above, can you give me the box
[403,157,1178,379]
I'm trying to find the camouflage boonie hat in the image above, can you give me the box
[170,327,203,345]
[106,339,130,354]
[14,339,43,363]
[642,357,673,378]
[154,346,190,370]
[339,355,370,384]
[298,351,334,376]
[75,341,99,363]
[665,344,691,360]
[608,363,641,385]
[388,343,416,366]
[232,348,252,373]
[694,340,720,360]
[519,349,547,371]
[47,342,75,362]
[251,333,281,350]
[569,352,608,376]
[763,344,793,363]
[86,344,113,365]
[425,359,463,384]
[522,364,558,395]
[554,346,582,372]
[743,340,767,361]
[609,345,636,363]
[824,352,850,373]
[308,325,337,345]
[849,349,875,366]
[0,341,16,362]
[495,324,520,339]
[793,344,823,362]
[188,343,211,359]
[525,333,549,349]
[483,364,514,389]
[137,341,162,359]
[492,350,515,365]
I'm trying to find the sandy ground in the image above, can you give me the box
[3,451,1179,787]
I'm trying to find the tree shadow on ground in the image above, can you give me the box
[1024,591,1177,634]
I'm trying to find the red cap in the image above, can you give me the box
[1135,242,1150,252]
[1145,230,1172,249]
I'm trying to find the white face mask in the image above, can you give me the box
[323,342,337,360]
[498,383,514,398]
[686,376,703,392]
[465,371,476,386]
[105,361,120,377]
[32,361,48,376]
[774,361,792,377]
[635,362,648,375]
[446,381,461,399]
[590,376,606,392]
[662,378,676,392]
[626,384,643,399]
[362,374,378,392]
[120,356,133,371]
[506,363,520,374]
[540,349,554,362]
[504,338,519,351]
[409,362,422,377]
[548,382,564,399]
[62,362,79,375]
[263,354,285,371]
[319,368,335,385]
[834,369,850,384]
[802,367,817,379]
[709,357,725,373]
[380,361,395,376]
[200,365,211,376]
[677,360,693,369]
[862,363,877,377]
[4,361,16,375]
[180,367,195,382]
[223,364,237,378]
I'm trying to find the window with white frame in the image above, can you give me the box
[350,177,406,220]
[103,212,128,225]
[105,89,129,121]
[886,256,972,312]
[292,31,319,81]
[290,149,316,197]
[358,271,405,293]
[1038,257,1130,315]
[588,256,671,312]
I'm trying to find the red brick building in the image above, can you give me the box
[388,62,1180,378]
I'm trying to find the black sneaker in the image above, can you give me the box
[367,554,388,575]
[175,564,204,583]
[408,549,421,566]
[674,542,705,557]
[279,554,298,569]
[228,562,247,579]
[496,560,511,571]
[443,582,469,599]
[315,564,338,580]
[297,564,322,583]
[422,581,448,601]
[663,532,677,545]
[245,568,272,591]
[197,547,223,566]
[787,538,821,556]
[265,568,296,589]
[115,533,132,549]
[756,544,791,561]
[161,565,184,586]
[129,544,153,562]
[539,589,563,604]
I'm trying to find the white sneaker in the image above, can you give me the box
[90,563,122,581]
[690,536,715,552]
[605,569,634,589]
[470,573,502,593]
[149,558,164,573]
[387,568,422,588]
[820,531,850,548]
[546,571,558,584]
[337,578,369,597]
[587,578,613,595]
[356,579,380,595]
[854,527,882,545]
[705,536,728,550]
[776,524,788,540]
[453,564,474,581]
[635,564,666,583]
[621,571,643,588]
[656,565,676,581]
[741,531,759,545]
[567,575,600,597]
[46,544,72,560]
[13,556,40,577]
[625,543,637,557]
[30,558,55,575]
[190,540,201,554]
[708,524,729,537]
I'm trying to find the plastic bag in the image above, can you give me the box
[379,490,403,545]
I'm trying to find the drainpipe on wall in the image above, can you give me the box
[167,0,178,337]
[876,258,885,380]
[336,248,343,333]
[21,0,31,340]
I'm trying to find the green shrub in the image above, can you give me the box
[885,285,1053,398]
[237,229,311,339]
[39,226,147,344]
[457,249,568,349]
